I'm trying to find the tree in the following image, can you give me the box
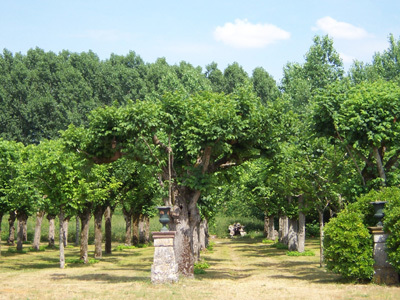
[313,79,400,188]
[223,62,249,94]
[2,142,42,251]
[281,35,344,112]
[63,86,271,277]
[112,158,161,246]
[27,139,84,267]
[0,140,26,254]
[0,48,99,144]
[252,67,280,105]
[372,34,400,81]
[303,35,344,90]
[205,62,225,93]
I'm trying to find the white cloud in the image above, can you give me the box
[76,30,134,43]
[313,16,369,40]
[214,19,290,48]
[339,52,355,64]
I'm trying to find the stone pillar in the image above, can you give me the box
[369,227,399,285]
[151,231,179,284]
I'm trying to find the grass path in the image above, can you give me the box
[0,237,399,299]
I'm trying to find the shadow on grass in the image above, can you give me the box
[211,237,342,285]
[52,273,150,283]
[0,256,60,270]
[194,268,253,281]
[217,237,262,245]
[235,244,288,258]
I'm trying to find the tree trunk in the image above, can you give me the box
[47,214,56,248]
[22,216,28,242]
[79,209,91,263]
[7,211,16,245]
[264,213,269,237]
[59,210,65,269]
[192,215,200,263]
[104,206,113,254]
[169,186,196,277]
[132,212,140,246]
[122,207,132,246]
[373,146,387,186]
[139,214,150,244]
[144,215,150,244]
[199,218,209,251]
[139,214,145,244]
[17,212,28,251]
[0,213,3,256]
[297,195,305,253]
[278,215,288,245]
[319,209,325,267]
[62,217,69,247]
[75,216,80,246]
[268,215,275,240]
[94,205,105,258]
[32,211,45,250]
[288,218,298,251]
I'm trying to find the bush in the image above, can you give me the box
[324,208,374,281]
[286,250,315,256]
[194,260,210,275]
[351,187,400,274]
[261,239,274,244]
[272,242,288,250]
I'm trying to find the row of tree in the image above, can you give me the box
[0,138,160,266]
[0,48,278,144]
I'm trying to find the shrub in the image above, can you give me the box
[286,250,315,256]
[114,245,136,251]
[205,241,215,252]
[324,209,374,281]
[350,187,400,274]
[194,260,210,274]
[272,242,288,249]
[28,246,46,252]
[65,258,100,265]
[7,247,27,254]
[261,239,275,244]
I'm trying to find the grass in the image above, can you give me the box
[0,236,399,300]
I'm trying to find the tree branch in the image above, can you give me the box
[385,148,400,170]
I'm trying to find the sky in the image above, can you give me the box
[1,0,400,82]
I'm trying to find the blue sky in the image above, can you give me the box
[1,0,400,82]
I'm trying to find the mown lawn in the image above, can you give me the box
[0,236,399,300]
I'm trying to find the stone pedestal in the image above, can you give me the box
[151,231,179,284]
[369,227,399,285]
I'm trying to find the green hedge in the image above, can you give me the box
[324,209,374,280]
[323,187,400,281]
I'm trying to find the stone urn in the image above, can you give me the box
[157,206,171,232]
[370,201,387,227]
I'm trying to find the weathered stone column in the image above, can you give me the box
[369,227,399,285]
[151,231,179,284]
